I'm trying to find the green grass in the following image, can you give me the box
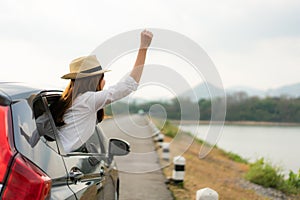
[245,158,300,195]
[245,158,284,188]
[223,151,248,164]
[175,181,184,189]
[160,120,179,138]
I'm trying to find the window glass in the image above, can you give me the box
[12,98,59,154]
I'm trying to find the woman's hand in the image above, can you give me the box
[140,29,153,49]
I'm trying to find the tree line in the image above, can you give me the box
[105,92,300,123]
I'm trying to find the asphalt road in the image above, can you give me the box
[99,114,173,200]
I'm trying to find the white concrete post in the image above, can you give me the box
[172,156,185,183]
[162,142,170,161]
[152,127,160,138]
[196,187,219,200]
[154,133,164,147]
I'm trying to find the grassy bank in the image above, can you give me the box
[154,119,300,199]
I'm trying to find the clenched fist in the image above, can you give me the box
[140,29,153,49]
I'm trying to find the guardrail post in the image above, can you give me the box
[172,156,185,183]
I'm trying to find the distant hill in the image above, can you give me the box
[226,86,265,97]
[179,82,300,101]
[179,82,225,101]
[266,83,300,97]
[227,83,300,98]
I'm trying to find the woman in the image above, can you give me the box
[51,30,153,153]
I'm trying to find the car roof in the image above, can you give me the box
[0,82,43,105]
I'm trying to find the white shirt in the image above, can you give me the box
[57,76,138,153]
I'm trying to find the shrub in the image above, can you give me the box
[246,158,300,195]
[279,170,300,194]
[287,170,300,188]
[245,158,284,188]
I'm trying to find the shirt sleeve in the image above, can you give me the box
[87,75,138,112]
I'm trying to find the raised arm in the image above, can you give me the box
[130,30,153,83]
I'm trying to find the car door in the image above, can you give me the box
[95,125,120,200]
[59,127,109,200]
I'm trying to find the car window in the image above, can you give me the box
[12,98,59,157]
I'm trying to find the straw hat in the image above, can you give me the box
[61,55,109,79]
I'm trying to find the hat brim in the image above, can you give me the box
[61,69,110,79]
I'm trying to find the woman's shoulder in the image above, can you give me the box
[78,91,97,98]
[75,91,102,104]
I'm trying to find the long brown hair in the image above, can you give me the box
[51,74,104,126]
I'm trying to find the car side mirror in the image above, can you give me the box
[108,138,130,157]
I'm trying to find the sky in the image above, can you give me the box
[1,0,300,99]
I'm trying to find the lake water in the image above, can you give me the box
[179,124,300,175]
